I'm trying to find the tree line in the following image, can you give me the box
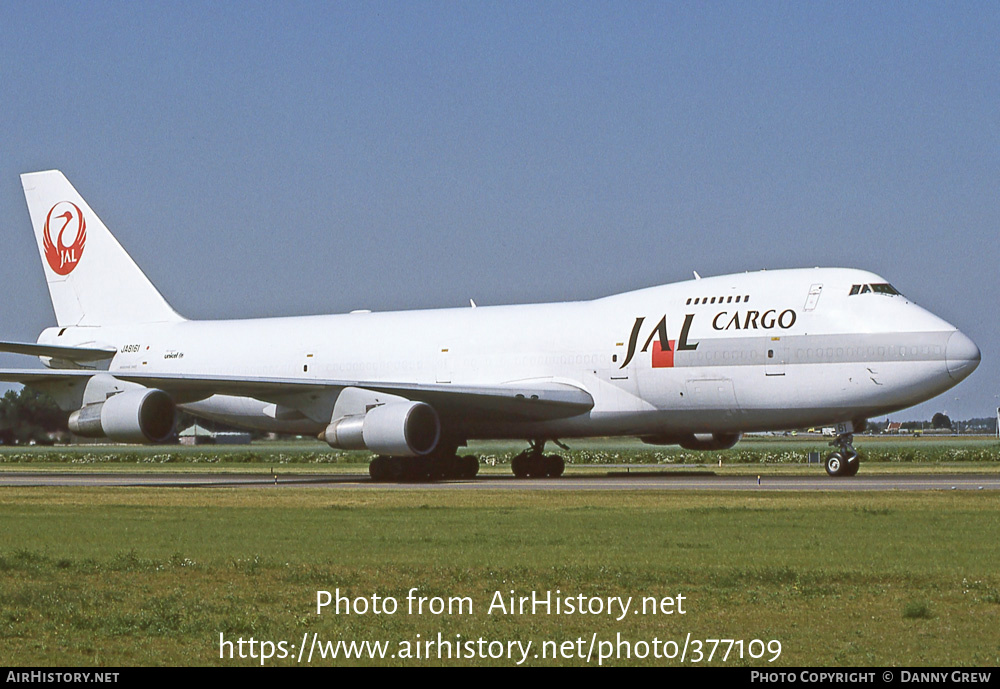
[0,387,263,444]
[0,388,69,445]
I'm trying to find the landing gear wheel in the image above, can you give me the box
[460,455,479,479]
[369,456,390,482]
[372,454,475,482]
[445,455,471,480]
[425,457,447,481]
[825,452,845,477]
[826,427,862,478]
[370,456,405,482]
[401,457,431,482]
[525,455,547,478]
[511,441,568,478]
[544,454,565,478]
[443,455,464,480]
[511,453,530,478]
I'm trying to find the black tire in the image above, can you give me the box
[442,455,465,480]
[369,456,389,482]
[544,454,565,478]
[511,454,530,478]
[825,452,845,477]
[525,456,545,478]
[402,457,431,482]
[844,459,860,477]
[426,457,449,481]
[384,457,404,482]
[460,455,479,479]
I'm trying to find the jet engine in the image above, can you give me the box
[641,432,742,451]
[323,401,440,457]
[68,388,176,444]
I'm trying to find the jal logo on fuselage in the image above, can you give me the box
[620,314,698,369]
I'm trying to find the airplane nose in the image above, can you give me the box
[946,330,981,381]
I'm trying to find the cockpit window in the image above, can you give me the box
[849,283,902,297]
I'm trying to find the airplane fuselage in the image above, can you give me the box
[39,266,979,443]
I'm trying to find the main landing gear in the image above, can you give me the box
[510,440,566,478]
[369,453,479,482]
[825,431,860,477]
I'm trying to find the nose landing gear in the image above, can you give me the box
[825,429,860,477]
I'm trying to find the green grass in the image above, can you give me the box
[1,435,999,472]
[1,488,998,666]
[903,600,933,620]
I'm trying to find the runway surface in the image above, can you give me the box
[1,470,998,491]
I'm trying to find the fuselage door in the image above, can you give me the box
[436,346,452,384]
[765,337,787,376]
[595,340,643,411]
[804,284,823,311]
[683,378,740,414]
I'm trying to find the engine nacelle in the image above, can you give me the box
[641,432,742,451]
[68,389,176,444]
[323,401,440,457]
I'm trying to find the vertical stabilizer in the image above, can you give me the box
[20,171,184,327]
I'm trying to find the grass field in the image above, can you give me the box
[1,437,999,666]
[1,490,999,664]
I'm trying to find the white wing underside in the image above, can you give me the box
[0,368,594,423]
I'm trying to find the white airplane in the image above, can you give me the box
[0,171,981,480]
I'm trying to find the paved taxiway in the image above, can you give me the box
[0,471,997,491]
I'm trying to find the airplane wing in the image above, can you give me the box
[0,369,594,422]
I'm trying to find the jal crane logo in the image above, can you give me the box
[43,202,87,275]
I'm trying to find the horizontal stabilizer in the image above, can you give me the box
[0,341,116,362]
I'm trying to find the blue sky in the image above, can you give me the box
[1,2,997,419]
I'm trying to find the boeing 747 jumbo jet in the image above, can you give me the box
[0,171,981,480]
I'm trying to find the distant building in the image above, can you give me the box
[179,425,251,445]
[884,422,903,434]
[179,424,214,445]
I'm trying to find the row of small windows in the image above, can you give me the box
[680,343,943,364]
[691,349,760,361]
[686,295,750,306]
[795,344,941,359]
